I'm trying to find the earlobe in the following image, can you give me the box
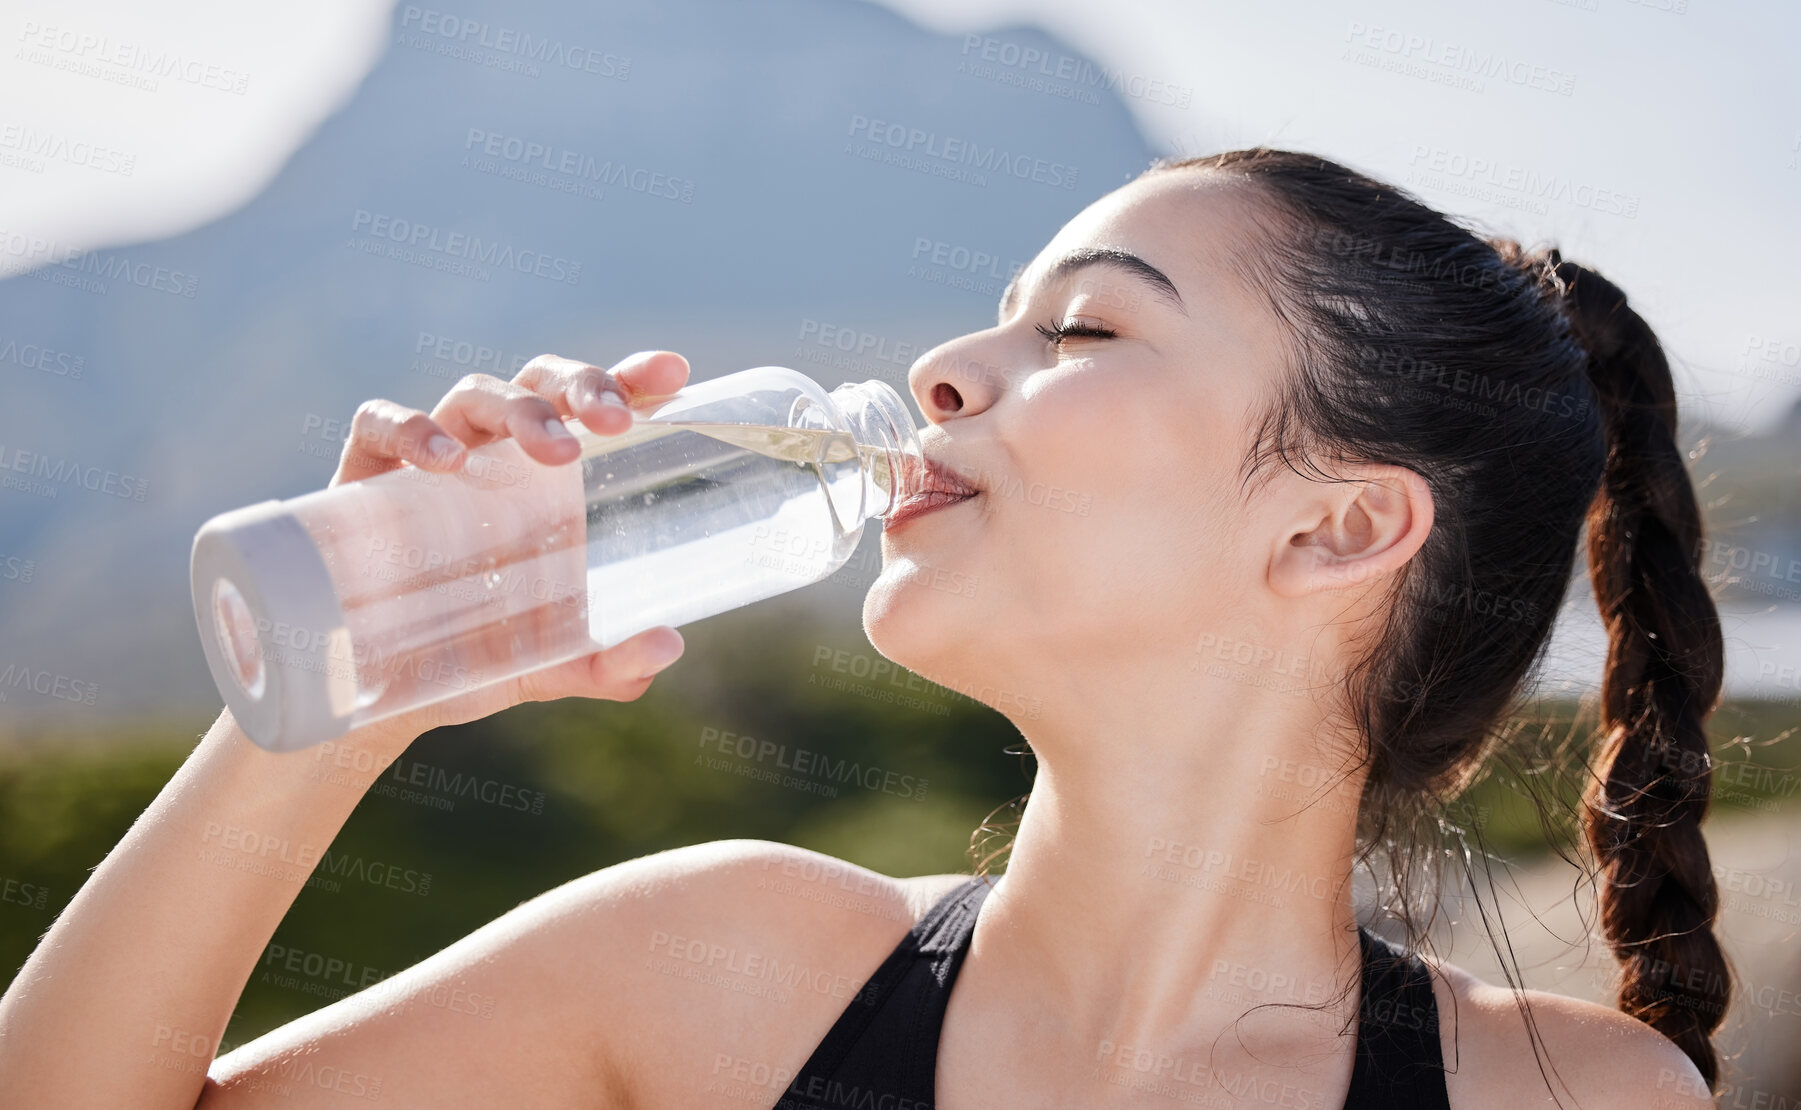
[1267,467,1434,599]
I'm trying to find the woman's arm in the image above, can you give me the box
[0,352,694,1109]
[201,839,927,1109]
[0,711,419,1109]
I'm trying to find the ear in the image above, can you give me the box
[1267,465,1434,598]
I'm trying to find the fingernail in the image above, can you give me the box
[543,417,575,441]
[639,632,683,676]
[427,434,461,462]
[598,391,627,409]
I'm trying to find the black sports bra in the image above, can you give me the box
[771,875,1451,1109]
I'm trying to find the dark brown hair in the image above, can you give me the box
[972,148,1729,1088]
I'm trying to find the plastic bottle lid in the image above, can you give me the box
[190,500,358,752]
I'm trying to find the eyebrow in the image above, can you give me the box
[998,246,1187,322]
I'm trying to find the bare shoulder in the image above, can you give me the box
[576,837,968,947]
[585,841,972,1107]
[1423,956,1714,1110]
[209,840,965,1109]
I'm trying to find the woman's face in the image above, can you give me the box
[865,169,1303,712]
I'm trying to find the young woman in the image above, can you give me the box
[0,149,1728,1108]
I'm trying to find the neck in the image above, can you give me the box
[970,649,1368,1053]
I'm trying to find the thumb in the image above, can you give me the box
[520,626,686,703]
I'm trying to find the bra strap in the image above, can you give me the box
[1344,927,1452,1109]
[774,875,992,1109]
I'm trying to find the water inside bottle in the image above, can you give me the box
[577,420,895,646]
[583,420,894,478]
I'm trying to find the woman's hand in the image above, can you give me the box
[329,350,693,753]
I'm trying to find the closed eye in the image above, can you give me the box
[1034,320,1118,346]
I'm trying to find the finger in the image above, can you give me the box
[334,399,464,486]
[515,351,690,436]
[609,350,689,403]
[570,350,687,436]
[430,373,581,466]
[514,354,630,436]
[516,626,685,703]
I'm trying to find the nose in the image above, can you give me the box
[907,332,1008,424]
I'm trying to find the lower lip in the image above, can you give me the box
[884,492,977,532]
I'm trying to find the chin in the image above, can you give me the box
[860,557,968,684]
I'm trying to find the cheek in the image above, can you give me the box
[1004,389,1251,622]
[1013,368,1241,532]
[1004,368,1132,500]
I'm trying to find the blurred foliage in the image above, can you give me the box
[0,594,1796,1048]
[0,598,1033,1049]
[1454,696,1801,860]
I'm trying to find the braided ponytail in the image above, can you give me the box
[1545,250,1730,1087]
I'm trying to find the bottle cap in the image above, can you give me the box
[191,501,358,752]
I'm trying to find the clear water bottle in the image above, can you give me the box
[191,366,923,752]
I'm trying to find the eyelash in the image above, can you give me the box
[1034,320,1118,345]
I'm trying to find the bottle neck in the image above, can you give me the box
[829,380,923,520]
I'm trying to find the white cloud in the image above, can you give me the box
[0,0,396,262]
